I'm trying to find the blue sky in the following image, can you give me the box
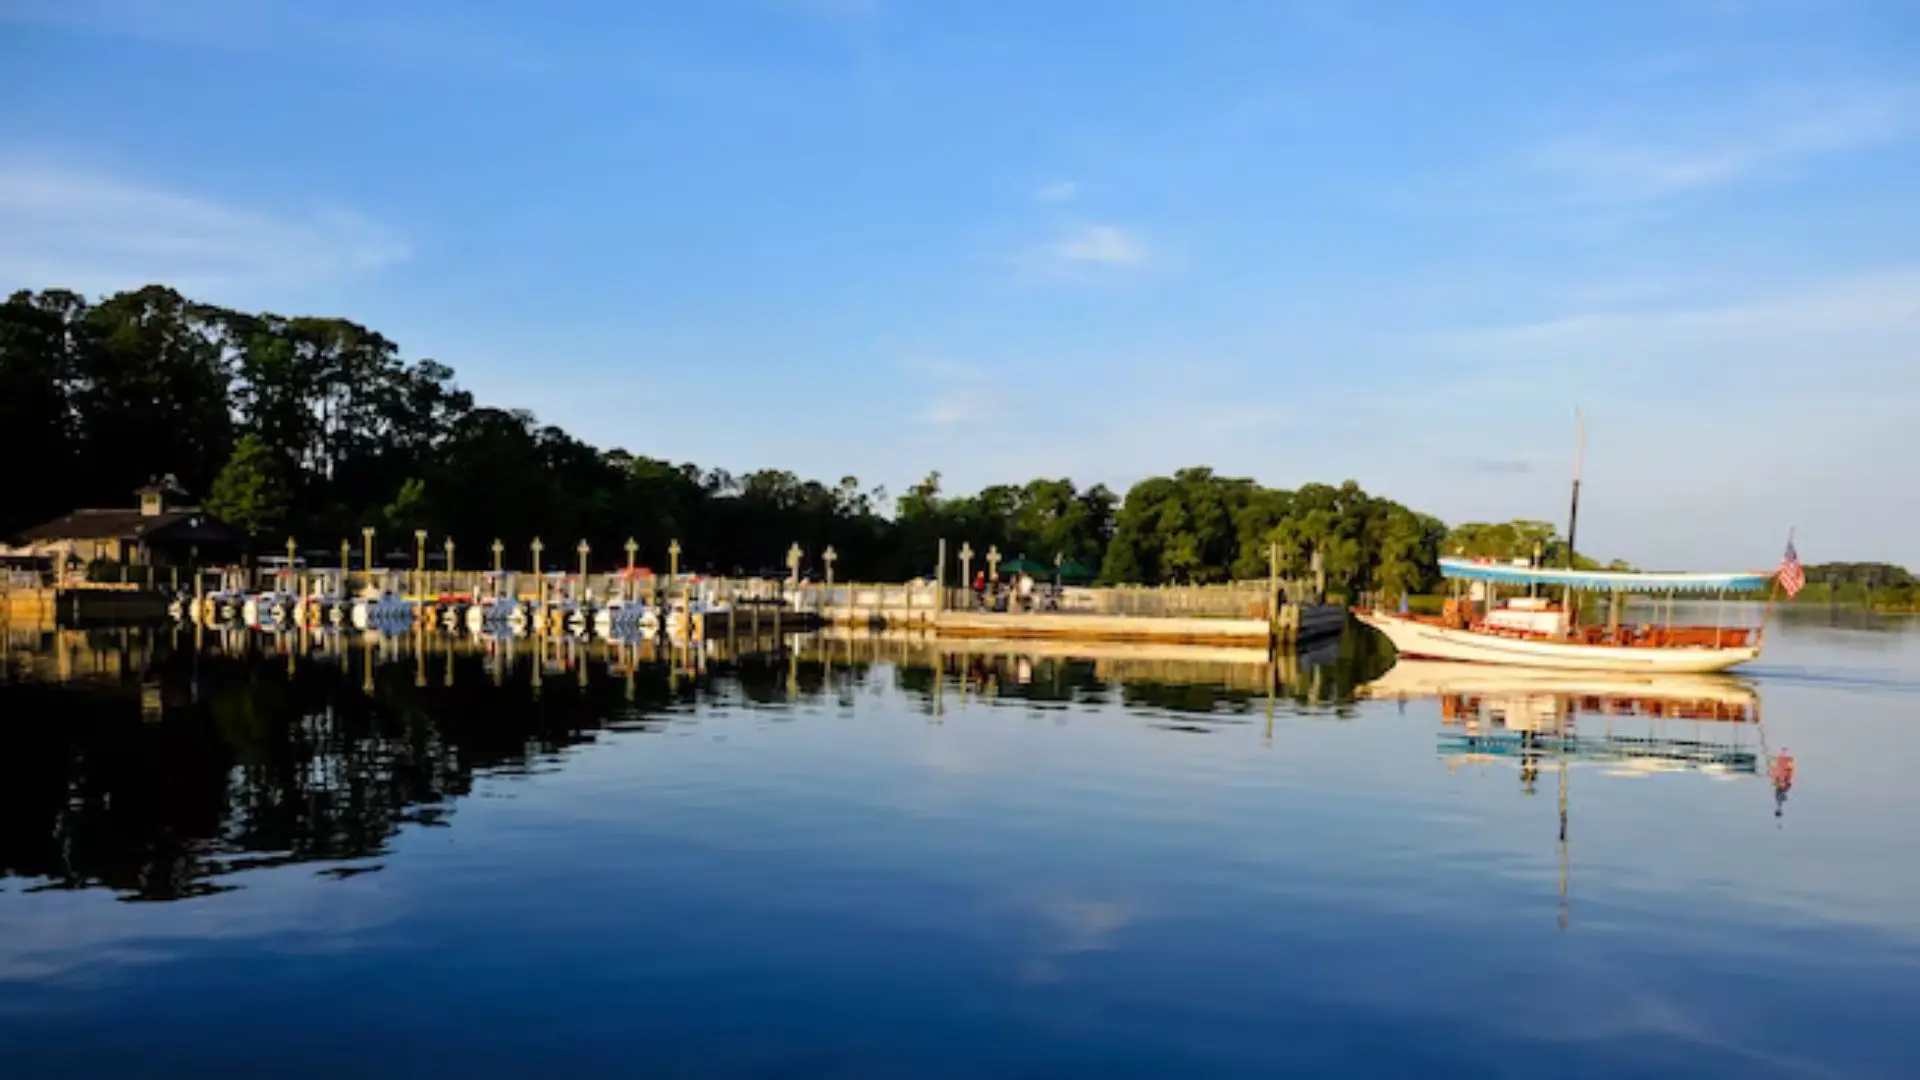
[3,0,1917,569]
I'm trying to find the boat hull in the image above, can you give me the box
[1355,611,1759,674]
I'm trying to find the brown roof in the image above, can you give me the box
[134,475,190,498]
[16,508,244,544]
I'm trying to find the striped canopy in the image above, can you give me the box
[1439,557,1770,594]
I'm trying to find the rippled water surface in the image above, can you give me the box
[3,614,1917,1078]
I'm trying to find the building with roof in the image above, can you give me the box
[9,476,246,571]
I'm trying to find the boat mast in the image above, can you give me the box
[1564,410,1585,621]
[1565,409,1584,570]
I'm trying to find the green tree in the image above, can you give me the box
[0,289,85,535]
[207,435,293,537]
[1373,508,1428,603]
[3,280,1488,587]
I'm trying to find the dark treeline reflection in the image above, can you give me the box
[1,627,1381,901]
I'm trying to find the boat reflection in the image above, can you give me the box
[1358,660,1770,778]
[1358,658,1796,929]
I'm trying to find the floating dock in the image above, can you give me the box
[926,606,1346,648]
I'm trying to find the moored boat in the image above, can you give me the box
[1356,560,1774,674]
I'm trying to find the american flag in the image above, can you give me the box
[1777,538,1805,599]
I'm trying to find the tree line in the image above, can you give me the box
[1792,563,1920,612]
[5,283,1602,596]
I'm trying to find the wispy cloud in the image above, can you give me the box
[1467,459,1533,475]
[1034,180,1079,203]
[1396,268,1920,565]
[0,0,542,74]
[1030,223,1151,277]
[899,356,992,428]
[1455,268,1920,362]
[1528,90,1909,201]
[0,158,408,296]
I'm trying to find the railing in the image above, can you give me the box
[940,581,1279,619]
[194,567,1311,624]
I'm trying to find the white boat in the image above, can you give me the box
[350,592,415,630]
[1356,560,1773,674]
[593,600,659,639]
[245,591,302,628]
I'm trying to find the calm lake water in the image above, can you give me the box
[3,613,1917,1078]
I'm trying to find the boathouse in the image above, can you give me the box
[10,477,245,570]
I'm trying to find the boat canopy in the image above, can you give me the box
[1439,557,1770,594]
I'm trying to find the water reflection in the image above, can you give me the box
[1359,660,1772,781]
[0,624,1387,902]
[1355,659,1795,932]
[5,618,1918,1077]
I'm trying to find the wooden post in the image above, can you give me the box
[1268,540,1281,649]
[624,537,638,603]
[578,540,591,602]
[444,537,456,593]
[936,538,947,614]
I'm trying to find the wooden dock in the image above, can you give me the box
[927,604,1345,648]
[933,610,1268,646]
[3,585,169,625]
[19,558,1349,650]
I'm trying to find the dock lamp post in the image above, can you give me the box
[578,540,592,601]
[531,538,545,612]
[986,545,1001,585]
[414,529,428,597]
[444,536,456,581]
[663,538,680,614]
[959,542,974,608]
[787,543,803,585]
[340,539,351,579]
[361,527,376,589]
[625,538,639,603]
[822,546,837,587]
[491,539,504,576]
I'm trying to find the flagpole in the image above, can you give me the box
[1759,527,1794,641]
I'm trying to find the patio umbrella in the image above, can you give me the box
[995,556,1050,577]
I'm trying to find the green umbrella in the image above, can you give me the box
[1056,559,1095,583]
[995,555,1050,577]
